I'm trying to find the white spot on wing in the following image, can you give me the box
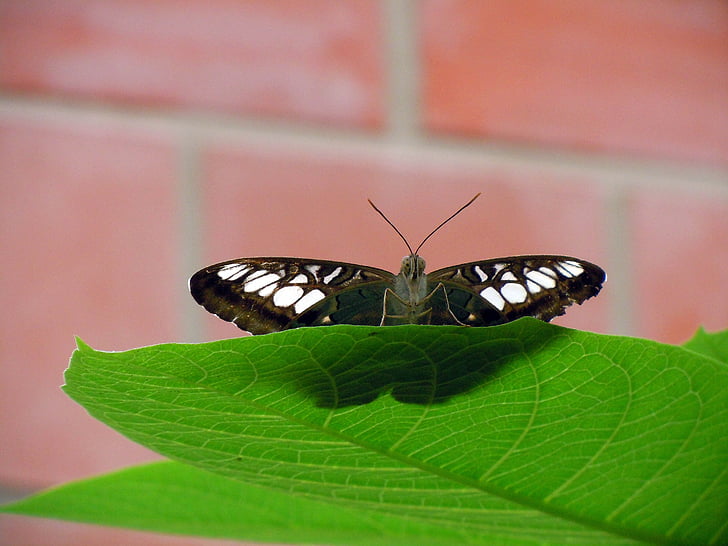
[258,283,278,297]
[473,265,488,282]
[539,267,558,279]
[501,271,517,281]
[526,269,557,289]
[526,280,542,294]
[322,266,343,284]
[481,286,506,311]
[244,272,282,293]
[245,269,268,281]
[304,264,321,278]
[560,260,584,277]
[294,289,326,314]
[273,285,304,307]
[290,274,308,284]
[501,283,528,304]
[554,263,573,278]
[217,264,250,281]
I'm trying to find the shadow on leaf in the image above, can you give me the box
[270,325,561,407]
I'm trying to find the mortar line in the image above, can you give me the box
[383,0,421,143]
[605,185,636,336]
[1,95,726,195]
[177,133,205,342]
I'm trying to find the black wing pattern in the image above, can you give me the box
[190,255,605,334]
[426,255,606,326]
[189,258,394,334]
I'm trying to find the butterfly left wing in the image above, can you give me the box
[426,255,606,326]
[189,258,395,334]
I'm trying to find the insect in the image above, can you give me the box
[190,194,606,335]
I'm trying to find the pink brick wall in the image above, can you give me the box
[1,2,726,544]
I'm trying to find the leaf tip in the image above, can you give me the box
[74,336,92,351]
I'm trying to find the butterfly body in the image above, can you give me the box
[385,255,429,323]
[190,254,606,335]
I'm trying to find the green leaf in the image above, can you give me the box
[3,460,475,546]
[5,319,728,545]
[682,327,728,365]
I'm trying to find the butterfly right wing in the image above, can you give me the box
[427,255,606,326]
[189,258,395,334]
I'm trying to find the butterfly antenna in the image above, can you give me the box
[414,193,481,254]
[367,199,415,255]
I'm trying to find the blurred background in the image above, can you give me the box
[1,1,726,544]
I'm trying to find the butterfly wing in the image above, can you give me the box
[426,255,606,326]
[189,258,395,334]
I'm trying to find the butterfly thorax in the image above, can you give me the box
[389,254,430,323]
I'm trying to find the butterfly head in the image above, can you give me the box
[401,254,426,280]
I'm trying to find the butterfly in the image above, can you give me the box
[190,194,606,335]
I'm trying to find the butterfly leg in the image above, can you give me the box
[381,285,464,326]
[423,282,469,326]
[380,288,399,326]
[380,287,426,325]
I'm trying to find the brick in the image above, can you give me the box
[422,0,728,164]
[196,141,609,338]
[630,190,728,343]
[0,116,179,487]
[0,0,384,127]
